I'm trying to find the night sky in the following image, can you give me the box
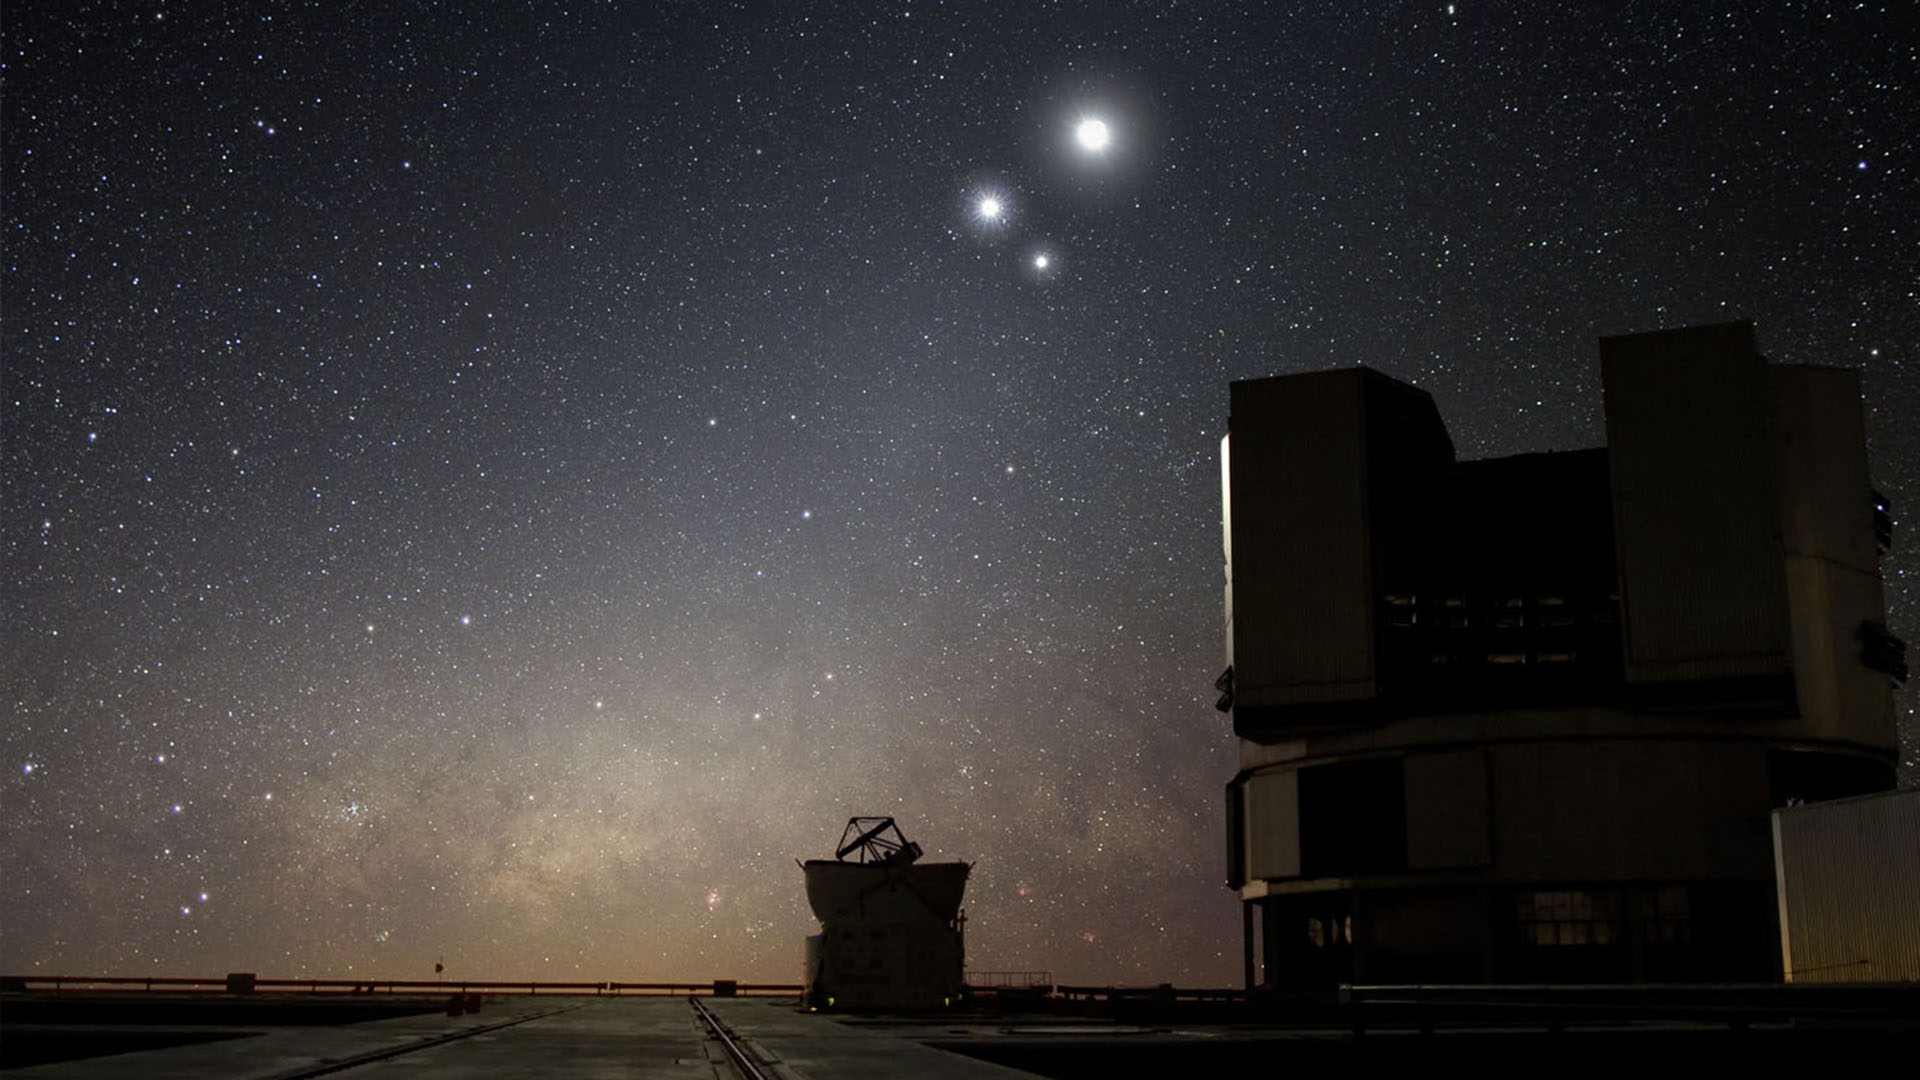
[4,3,1915,986]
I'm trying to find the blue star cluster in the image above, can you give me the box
[4,3,1914,983]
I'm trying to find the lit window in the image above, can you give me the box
[1517,890,1618,946]
[1384,594,1418,627]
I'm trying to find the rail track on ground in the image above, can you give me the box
[690,995,776,1080]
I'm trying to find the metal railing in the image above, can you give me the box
[1054,983,1247,1003]
[965,970,1054,990]
[0,974,801,998]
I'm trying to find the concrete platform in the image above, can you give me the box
[5,996,1043,1079]
[703,998,1040,1080]
[5,997,586,1079]
[331,997,725,1078]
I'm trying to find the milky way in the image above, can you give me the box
[4,3,1914,984]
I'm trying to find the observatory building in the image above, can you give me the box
[801,817,971,1010]
[1219,321,1903,989]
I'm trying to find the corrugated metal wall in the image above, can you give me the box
[1772,788,1920,983]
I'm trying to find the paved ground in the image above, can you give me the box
[14,991,1916,1078]
[338,998,726,1079]
[5,997,585,1080]
[5,996,1042,1079]
[702,998,1039,1080]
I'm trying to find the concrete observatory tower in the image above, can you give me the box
[801,817,971,1010]
[1219,321,1902,988]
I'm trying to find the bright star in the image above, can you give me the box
[1075,118,1111,152]
[971,189,1012,228]
[963,179,1016,231]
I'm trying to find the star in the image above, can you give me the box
[970,189,1012,229]
[2,0,1911,995]
[1075,117,1111,152]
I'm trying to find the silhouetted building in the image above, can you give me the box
[1219,321,1903,989]
[801,817,970,1010]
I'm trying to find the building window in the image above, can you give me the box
[1640,886,1691,945]
[1306,916,1351,948]
[1494,598,1527,629]
[1537,596,1577,629]
[1516,890,1617,946]
[1385,593,1418,628]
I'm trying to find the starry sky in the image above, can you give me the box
[4,3,1915,986]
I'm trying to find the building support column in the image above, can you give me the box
[1349,886,1364,985]
[1243,899,1257,990]
[1481,886,1497,983]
